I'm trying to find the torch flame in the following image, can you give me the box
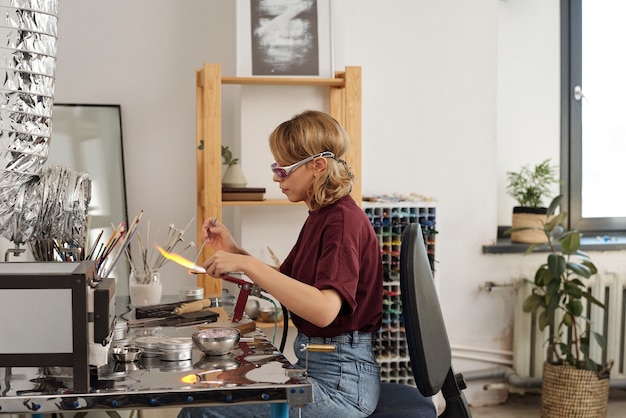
[181,373,198,385]
[156,245,206,273]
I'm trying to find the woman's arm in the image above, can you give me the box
[203,251,341,327]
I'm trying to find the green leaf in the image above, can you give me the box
[544,291,560,319]
[580,335,589,351]
[582,260,598,275]
[592,331,607,351]
[563,312,573,326]
[522,294,544,313]
[584,358,599,372]
[581,291,605,309]
[564,281,583,298]
[545,212,567,233]
[567,262,591,278]
[560,230,581,252]
[545,278,561,299]
[538,310,552,330]
[566,300,583,316]
[547,195,563,216]
[547,254,566,278]
[524,243,543,254]
[534,267,552,286]
[504,226,532,235]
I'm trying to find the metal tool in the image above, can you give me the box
[192,219,215,265]
[193,240,206,266]
[221,273,266,322]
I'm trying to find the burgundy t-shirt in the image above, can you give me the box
[280,195,383,337]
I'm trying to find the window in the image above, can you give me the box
[562,0,626,232]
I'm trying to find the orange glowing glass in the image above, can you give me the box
[156,245,206,273]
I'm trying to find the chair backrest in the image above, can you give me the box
[400,223,452,396]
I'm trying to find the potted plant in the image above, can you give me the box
[506,158,559,244]
[518,195,611,417]
[221,145,247,187]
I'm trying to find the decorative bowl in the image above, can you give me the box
[258,307,283,323]
[112,346,143,362]
[192,327,240,356]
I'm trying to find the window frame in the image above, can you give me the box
[561,0,626,233]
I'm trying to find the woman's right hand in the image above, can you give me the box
[201,218,240,254]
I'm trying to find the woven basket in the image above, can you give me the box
[541,362,610,418]
[511,211,548,244]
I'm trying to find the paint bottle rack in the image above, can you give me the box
[363,201,437,386]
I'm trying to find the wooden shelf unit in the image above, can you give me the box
[195,63,362,297]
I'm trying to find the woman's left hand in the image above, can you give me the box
[203,250,250,277]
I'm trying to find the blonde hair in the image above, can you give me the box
[269,110,355,210]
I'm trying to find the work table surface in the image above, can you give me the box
[0,299,311,415]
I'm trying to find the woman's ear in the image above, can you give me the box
[312,157,328,174]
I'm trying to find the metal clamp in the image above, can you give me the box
[221,273,266,322]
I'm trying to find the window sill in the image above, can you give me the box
[482,229,626,254]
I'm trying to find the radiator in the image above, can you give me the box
[513,273,626,379]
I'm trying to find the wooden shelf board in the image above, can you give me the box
[221,199,304,206]
[221,76,344,87]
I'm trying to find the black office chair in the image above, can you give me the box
[371,223,472,417]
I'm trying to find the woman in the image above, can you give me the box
[179,110,383,417]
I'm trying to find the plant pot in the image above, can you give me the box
[222,163,247,187]
[541,362,609,418]
[511,206,548,244]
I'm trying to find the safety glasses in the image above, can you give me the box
[271,151,335,179]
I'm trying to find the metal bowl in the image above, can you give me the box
[258,307,283,323]
[192,328,240,356]
[112,346,143,363]
[194,354,239,371]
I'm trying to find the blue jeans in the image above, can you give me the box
[178,331,380,418]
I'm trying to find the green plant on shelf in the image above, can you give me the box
[221,145,239,167]
[506,158,559,208]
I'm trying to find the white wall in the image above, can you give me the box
[497,0,562,223]
[2,0,626,407]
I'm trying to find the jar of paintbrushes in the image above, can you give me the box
[129,269,162,307]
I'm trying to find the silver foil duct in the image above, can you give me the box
[0,0,91,246]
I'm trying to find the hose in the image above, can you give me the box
[0,0,91,247]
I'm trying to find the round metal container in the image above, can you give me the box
[112,346,142,363]
[113,320,128,341]
[179,287,204,301]
[159,359,193,372]
[194,355,239,371]
[134,336,163,357]
[113,337,130,347]
[140,356,161,369]
[192,328,240,356]
[159,337,193,361]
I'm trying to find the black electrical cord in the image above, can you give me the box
[279,304,290,353]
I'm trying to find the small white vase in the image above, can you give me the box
[222,163,247,187]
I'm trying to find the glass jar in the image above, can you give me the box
[129,269,162,307]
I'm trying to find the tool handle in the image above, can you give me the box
[174,298,211,315]
[305,344,335,352]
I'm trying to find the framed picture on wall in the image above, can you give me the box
[236,0,333,77]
